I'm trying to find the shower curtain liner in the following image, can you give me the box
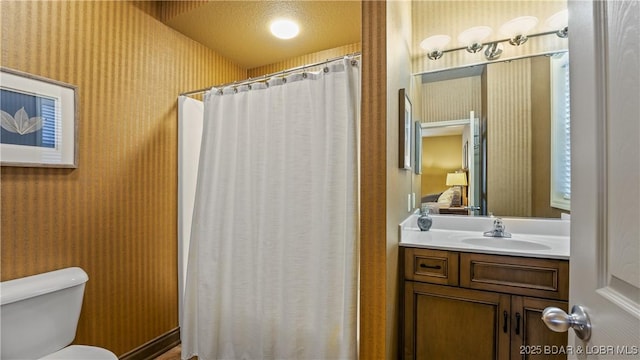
[182,57,360,360]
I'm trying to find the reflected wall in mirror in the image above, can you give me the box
[417,53,570,218]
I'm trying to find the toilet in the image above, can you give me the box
[0,267,117,360]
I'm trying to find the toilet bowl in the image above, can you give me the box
[0,267,117,360]
[39,345,117,359]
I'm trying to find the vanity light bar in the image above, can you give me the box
[426,29,568,61]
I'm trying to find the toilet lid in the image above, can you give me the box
[39,345,117,360]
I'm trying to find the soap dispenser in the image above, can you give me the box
[417,204,433,231]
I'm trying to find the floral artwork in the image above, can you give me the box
[2,107,44,135]
[1,89,56,148]
[1,68,77,168]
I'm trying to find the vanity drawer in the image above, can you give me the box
[460,253,569,300]
[404,248,459,286]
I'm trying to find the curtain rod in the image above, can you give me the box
[180,52,361,97]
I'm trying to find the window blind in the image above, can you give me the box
[551,52,571,211]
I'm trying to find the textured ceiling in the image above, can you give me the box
[164,1,362,69]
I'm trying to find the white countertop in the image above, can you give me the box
[400,214,570,260]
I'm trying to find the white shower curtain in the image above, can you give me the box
[182,58,360,360]
[177,95,204,331]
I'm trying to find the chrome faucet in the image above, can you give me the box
[483,218,512,238]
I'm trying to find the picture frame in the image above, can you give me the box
[1,68,78,168]
[398,88,412,170]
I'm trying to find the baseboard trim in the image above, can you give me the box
[119,327,180,360]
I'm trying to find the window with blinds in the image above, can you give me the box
[39,97,57,148]
[550,52,571,211]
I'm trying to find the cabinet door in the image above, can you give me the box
[511,296,568,360]
[404,281,510,360]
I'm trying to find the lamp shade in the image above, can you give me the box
[458,26,493,46]
[546,10,568,30]
[446,172,468,186]
[420,35,451,52]
[499,16,538,37]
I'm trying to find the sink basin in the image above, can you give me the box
[461,237,552,251]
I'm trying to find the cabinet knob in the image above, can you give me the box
[542,305,592,341]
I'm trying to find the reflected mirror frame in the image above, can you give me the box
[414,121,422,175]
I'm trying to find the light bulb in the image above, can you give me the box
[546,10,569,38]
[420,35,451,60]
[270,19,299,40]
[500,16,538,46]
[458,26,493,53]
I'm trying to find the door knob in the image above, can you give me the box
[542,305,592,341]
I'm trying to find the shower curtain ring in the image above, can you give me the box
[323,59,330,73]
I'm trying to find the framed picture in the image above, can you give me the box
[398,88,412,170]
[1,68,78,167]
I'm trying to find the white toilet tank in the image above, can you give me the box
[0,267,108,359]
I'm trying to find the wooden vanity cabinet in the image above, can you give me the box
[402,248,569,360]
[404,281,511,360]
[511,296,569,360]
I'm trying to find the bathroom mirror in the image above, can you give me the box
[416,52,570,218]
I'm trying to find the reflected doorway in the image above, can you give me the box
[420,113,483,215]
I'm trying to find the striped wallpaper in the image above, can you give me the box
[0,0,245,356]
[486,59,533,217]
[247,42,362,78]
[159,0,208,23]
[420,76,481,122]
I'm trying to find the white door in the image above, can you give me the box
[554,0,640,357]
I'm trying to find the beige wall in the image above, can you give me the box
[386,0,413,358]
[0,1,245,356]
[421,76,481,123]
[531,56,564,218]
[422,135,463,196]
[485,56,565,218]
[486,59,533,217]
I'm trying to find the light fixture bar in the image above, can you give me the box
[427,29,566,60]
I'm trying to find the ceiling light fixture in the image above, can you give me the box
[270,19,299,40]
